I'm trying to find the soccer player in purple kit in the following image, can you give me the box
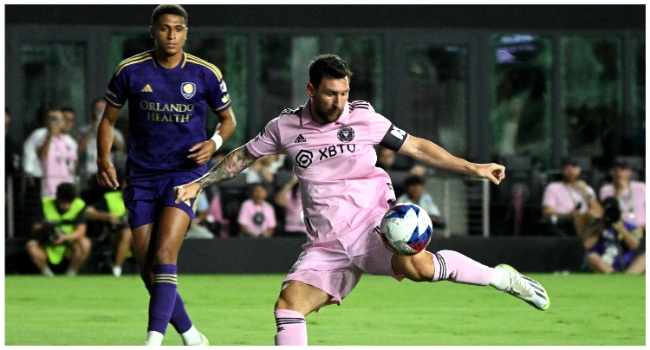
[96,4,236,346]
[174,54,550,345]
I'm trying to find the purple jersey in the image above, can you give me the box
[246,99,409,242]
[104,50,231,181]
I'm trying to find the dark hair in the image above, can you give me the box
[5,106,11,115]
[308,54,353,88]
[61,106,74,114]
[404,175,425,187]
[151,4,188,25]
[56,182,77,202]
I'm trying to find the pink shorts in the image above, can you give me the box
[284,214,404,306]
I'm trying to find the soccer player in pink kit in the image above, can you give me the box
[174,54,550,345]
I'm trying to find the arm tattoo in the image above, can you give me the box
[194,146,259,188]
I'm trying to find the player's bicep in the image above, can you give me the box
[102,105,122,125]
[379,124,409,152]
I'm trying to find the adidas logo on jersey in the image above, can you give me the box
[294,134,307,143]
[140,84,153,92]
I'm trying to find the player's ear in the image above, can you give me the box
[306,82,314,98]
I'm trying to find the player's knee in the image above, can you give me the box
[392,252,434,282]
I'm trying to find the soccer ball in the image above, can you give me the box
[379,203,433,256]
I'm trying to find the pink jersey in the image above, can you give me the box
[37,134,78,197]
[599,181,646,227]
[542,181,596,215]
[237,199,277,237]
[246,99,408,243]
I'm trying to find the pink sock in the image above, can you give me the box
[274,309,307,346]
[431,250,493,286]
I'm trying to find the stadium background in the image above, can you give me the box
[4,4,646,274]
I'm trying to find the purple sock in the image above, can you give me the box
[169,292,193,334]
[431,250,493,286]
[148,264,178,334]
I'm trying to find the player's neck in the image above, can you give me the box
[154,49,184,69]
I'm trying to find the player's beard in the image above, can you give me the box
[314,105,343,124]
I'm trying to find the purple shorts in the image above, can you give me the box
[123,173,202,229]
[284,213,404,307]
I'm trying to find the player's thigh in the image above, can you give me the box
[131,223,155,268]
[155,206,191,263]
[276,280,331,316]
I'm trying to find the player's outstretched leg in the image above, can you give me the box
[420,250,550,311]
[494,264,550,311]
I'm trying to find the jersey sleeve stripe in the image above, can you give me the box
[104,95,124,108]
[185,54,224,79]
[114,52,154,76]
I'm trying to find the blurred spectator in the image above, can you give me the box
[84,173,132,277]
[583,197,645,274]
[77,98,126,191]
[599,159,646,231]
[185,191,215,239]
[25,182,90,277]
[60,106,79,141]
[542,156,603,242]
[376,146,426,176]
[274,173,307,237]
[238,183,276,238]
[35,108,78,197]
[396,175,446,237]
[243,155,275,185]
[205,187,231,238]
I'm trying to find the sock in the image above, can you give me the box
[112,266,122,277]
[274,309,307,346]
[42,266,55,277]
[430,250,492,286]
[148,264,178,336]
[145,331,164,346]
[169,292,194,334]
[180,325,202,346]
[65,269,77,277]
[489,265,511,291]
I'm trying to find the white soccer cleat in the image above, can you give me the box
[496,264,550,311]
[184,332,209,346]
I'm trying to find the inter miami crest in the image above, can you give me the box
[337,125,355,143]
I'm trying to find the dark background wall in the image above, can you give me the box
[6,5,644,30]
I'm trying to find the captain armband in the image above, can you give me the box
[379,124,409,151]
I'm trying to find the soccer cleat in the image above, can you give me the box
[196,333,209,346]
[496,264,550,311]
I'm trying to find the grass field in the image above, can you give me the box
[4,272,646,346]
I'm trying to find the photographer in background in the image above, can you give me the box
[25,182,90,277]
[84,169,132,277]
[583,196,645,274]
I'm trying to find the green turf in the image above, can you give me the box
[4,272,646,346]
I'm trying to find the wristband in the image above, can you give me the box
[210,133,223,150]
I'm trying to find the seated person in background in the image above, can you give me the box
[599,159,646,233]
[185,191,215,239]
[583,197,645,274]
[542,157,603,242]
[376,146,427,176]
[396,175,446,237]
[205,187,230,238]
[25,182,91,277]
[274,173,307,237]
[238,182,276,238]
[243,155,276,185]
[84,173,132,277]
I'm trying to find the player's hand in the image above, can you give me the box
[96,159,119,189]
[174,182,201,204]
[187,140,216,165]
[476,163,506,185]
